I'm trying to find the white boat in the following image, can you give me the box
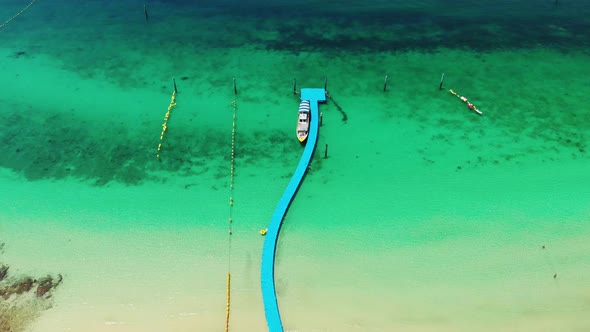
[296,100,310,143]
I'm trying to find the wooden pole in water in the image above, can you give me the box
[324,77,328,91]
[324,144,328,159]
[439,73,445,90]
[293,78,297,95]
[233,78,237,95]
[320,112,323,127]
[173,77,177,93]
[144,4,149,22]
[383,75,388,92]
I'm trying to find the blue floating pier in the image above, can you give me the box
[261,88,326,332]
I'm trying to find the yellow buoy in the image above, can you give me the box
[260,229,267,236]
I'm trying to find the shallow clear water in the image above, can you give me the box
[1,1,589,331]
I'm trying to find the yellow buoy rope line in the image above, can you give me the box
[0,0,39,30]
[225,100,237,332]
[225,272,231,332]
[156,90,177,159]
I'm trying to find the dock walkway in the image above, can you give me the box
[260,88,326,332]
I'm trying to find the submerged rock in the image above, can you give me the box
[36,274,63,298]
[14,277,34,295]
[1,273,64,332]
[1,274,64,300]
[0,277,34,299]
[36,276,53,298]
[0,265,8,281]
[0,243,64,332]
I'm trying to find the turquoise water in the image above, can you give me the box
[1,1,589,331]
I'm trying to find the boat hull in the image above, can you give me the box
[296,100,311,143]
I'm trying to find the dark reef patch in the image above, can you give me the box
[168,2,590,53]
[0,105,300,186]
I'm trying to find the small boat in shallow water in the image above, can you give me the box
[296,100,311,143]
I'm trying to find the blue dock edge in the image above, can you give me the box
[261,88,326,332]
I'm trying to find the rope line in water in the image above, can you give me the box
[225,100,238,332]
[541,245,559,279]
[156,90,177,159]
[225,272,231,332]
[0,0,39,30]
